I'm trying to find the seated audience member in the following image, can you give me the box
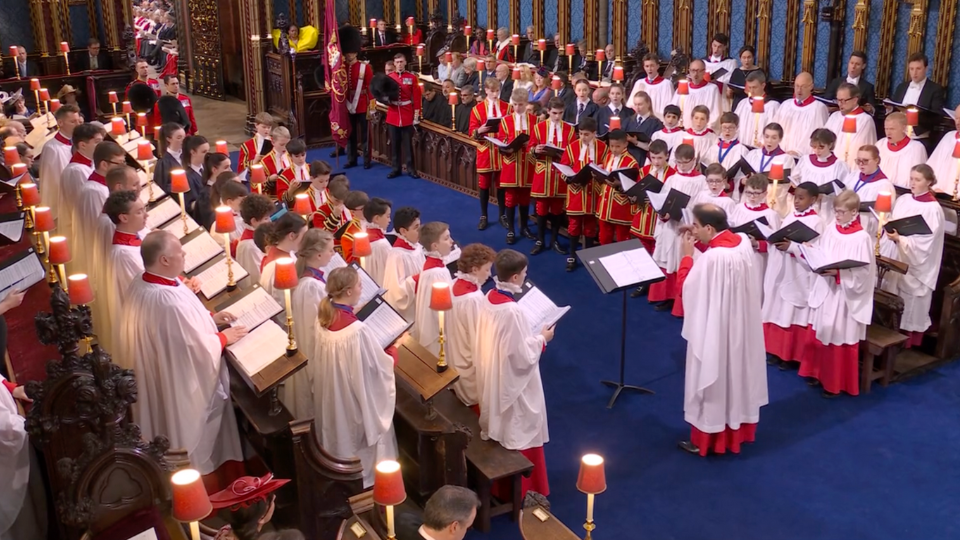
[889,53,945,150]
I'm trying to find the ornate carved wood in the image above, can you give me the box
[641,0,658,56]
[906,0,927,60]
[933,0,958,84]
[851,0,869,53]
[187,0,227,99]
[782,0,800,83]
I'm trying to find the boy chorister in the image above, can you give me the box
[595,130,640,245]
[236,194,275,285]
[470,77,510,230]
[530,97,576,255]
[315,175,352,237]
[560,117,607,271]
[729,173,783,290]
[339,191,370,264]
[801,190,875,397]
[742,122,795,215]
[362,197,393,286]
[476,249,555,499]
[701,112,747,189]
[679,105,717,166]
[650,105,685,158]
[762,182,822,367]
[303,160,332,215]
[448,244,497,412]
[260,126,292,187]
[382,206,425,321]
[789,129,849,224]
[631,140,675,255]
[412,222,456,355]
[497,88,539,244]
[276,138,310,201]
[238,112,275,173]
[692,163,735,214]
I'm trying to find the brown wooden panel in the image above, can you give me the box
[932,0,957,84]
[874,0,899,99]
[782,0,800,82]
[188,0,226,99]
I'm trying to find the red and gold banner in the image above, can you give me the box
[324,7,350,147]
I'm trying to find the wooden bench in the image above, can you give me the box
[433,390,534,533]
[861,324,910,393]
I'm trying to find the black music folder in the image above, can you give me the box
[647,188,690,221]
[484,133,530,151]
[259,138,274,156]
[588,163,640,182]
[731,216,772,240]
[766,220,820,244]
[884,215,933,236]
[552,163,593,187]
[356,294,413,349]
[535,144,565,159]
[818,179,845,196]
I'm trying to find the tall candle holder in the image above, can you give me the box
[67,274,95,353]
[215,206,238,291]
[430,282,452,372]
[9,46,21,79]
[20,182,39,230]
[874,191,892,256]
[274,257,299,355]
[170,169,190,235]
[48,236,70,289]
[577,454,606,540]
[842,114,857,162]
[30,79,40,115]
[60,42,71,75]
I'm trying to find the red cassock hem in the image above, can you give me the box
[648,271,675,303]
[905,331,924,348]
[798,328,860,396]
[492,446,550,500]
[690,423,757,457]
[763,323,813,363]
[470,404,481,416]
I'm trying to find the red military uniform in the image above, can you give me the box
[497,112,537,208]
[470,98,510,189]
[531,119,576,216]
[152,93,198,135]
[596,151,639,244]
[339,217,365,263]
[260,149,289,178]
[631,164,676,253]
[385,70,422,127]
[276,163,310,201]
[238,135,269,174]
[126,78,161,98]
[346,61,371,114]
[561,139,607,240]
[315,201,350,239]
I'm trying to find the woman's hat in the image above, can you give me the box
[57,85,80,99]
[208,474,290,510]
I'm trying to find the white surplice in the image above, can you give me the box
[236,233,264,285]
[311,316,397,488]
[72,181,110,275]
[448,274,485,407]
[285,273,325,420]
[691,190,736,214]
[650,127,687,161]
[789,154,850,223]
[671,81,723,130]
[761,210,823,328]
[742,149,796,216]
[652,171,706,274]
[120,276,243,474]
[628,77,676,121]
[38,136,72,219]
[729,202,782,288]
[927,130,960,235]
[364,227,392,286]
[879,194,945,333]
[674,128,717,167]
[846,170,897,238]
[476,285,548,451]
[101,240,144,362]
[733,98,780,149]
[57,163,94,251]
[773,97,830,156]
[411,256,453,356]
[382,239,425,322]
[825,109,877,168]
[681,233,768,433]
[805,221,876,345]
[876,137,928,188]
[0,376,29,538]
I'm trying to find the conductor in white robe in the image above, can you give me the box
[38,104,82,218]
[824,83,877,168]
[677,204,767,456]
[119,231,247,474]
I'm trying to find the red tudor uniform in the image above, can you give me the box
[561,139,607,241]
[596,151,639,244]
[497,112,537,206]
[276,163,310,201]
[631,164,676,253]
[470,99,510,188]
[531,119,576,216]
[386,69,422,175]
[237,136,268,174]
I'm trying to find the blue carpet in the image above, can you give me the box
[306,149,960,540]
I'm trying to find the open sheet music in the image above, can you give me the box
[0,212,25,243]
[227,320,289,377]
[516,281,570,334]
[798,244,869,272]
[146,197,181,229]
[350,262,387,308]
[163,215,201,240]
[220,285,284,330]
[182,231,224,273]
[196,256,250,299]
[356,295,412,349]
[0,248,45,295]
[322,252,347,274]
[598,247,664,288]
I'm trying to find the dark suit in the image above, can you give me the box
[373,31,394,47]
[595,104,635,135]
[185,166,213,228]
[824,75,876,109]
[599,60,614,81]
[556,86,576,108]
[543,49,561,72]
[563,99,599,124]
[455,101,475,134]
[152,151,183,194]
[890,78,947,140]
[5,59,37,78]
[421,94,449,125]
[498,79,515,102]
[521,42,538,64]
[459,71,479,93]
[79,52,112,71]
[623,114,663,164]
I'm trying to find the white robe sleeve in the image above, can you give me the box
[0,380,29,534]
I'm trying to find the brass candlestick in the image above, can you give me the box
[15,184,22,209]
[177,192,188,235]
[284,288,297,355]
[63,51,71,75]
[436,310,448,372]
[24,206,34,230]
[222,232,237,291]
[875,211,886,256]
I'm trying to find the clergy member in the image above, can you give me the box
[38,104,83,219]
[628,53,675,122]
[824,83,877,168]
[773,72,829,156]
[100,191,148,362]
[119,231,247,474]
[876,112,928,188]
[58,124,106,251]
[676,203,767,456]
[670,59,722,129]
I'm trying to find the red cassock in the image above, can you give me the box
[385,71,422,127]
[497,113,538,189]
[469,100,511,173]
[260,150,286,177]
[314,201,350,241]
[237,138,258,174]
[277,165,309,200]
[346,60,372,114]
[631,165,676,251]
[530,120,576,199]
[596,152,639,225]
[561,139,607,215]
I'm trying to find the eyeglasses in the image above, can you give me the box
[109,159,127,166]
[744,190,765,196]
[855,158,875,165]
[836,97,855,103]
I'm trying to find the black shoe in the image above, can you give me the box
[805,377,821,387]
[630,285,647,298]
[499,215,509,229]
[344,161,358,169]
[408,171,420,179]
[566,257,577,272]
[551,241,565,255]
[654,300,674,312]
[821,390,839,399]
[363,162,372,169]
[478,216,488,230]
[530,241,545,255]
[677,441,700,455]
[386,171,401,179]
[778,360,793,371]
[767,355,779,366]
[506,232,517,245]
[521,228,536,241]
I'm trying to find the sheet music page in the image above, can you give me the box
[756,220,774,239]
[552,163,576,177]
[599,249,664,288]
[483,136,509,148]
[198,258,250,299]
[589,163,609,176]
[681,208,694,226]
[125,528,160,540]
[322,252,347,274]
[137,170,151,187]
[227,286,283,330]
[945,108,957,121]
[162,215,201,240]
[797,244,829,271]
[619,173,638,192]
[182,231,224,273]
[359,297,410,349]
[227,320,288,377]
[0,217,24,242]
[0,252,45,294]
[146,197,182,229]
[517,286,570,334]
[647,190,667,212]
[356,266,387,308]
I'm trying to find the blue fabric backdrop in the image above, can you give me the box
[570,0,584,42]
[657,0,673,58]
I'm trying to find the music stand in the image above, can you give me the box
[578,239,665,408]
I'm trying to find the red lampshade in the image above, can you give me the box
[33,206,54,232]
[768,162,784,180]
[48,236,70,264]
[677,79,689,95]
[595,49,605,62]
[576,454,606,494]
[448,92,458,105]
[171,469,213,522]
[111,117,126,136]
[612,66,624,81]
[477,59,485,71]
[137,112,148,127]
[538,39,546,51]
[682,136,695,148]
[16,172,32,186]
[906,107,919,127]
[60,41,70,53]
[464,25,472,37]
[875,191,893,213]
[68,274,93,305]
[215,206,237,234]
[39,88,50,101]
[11,163,26,177]
[430,281,453,311]
[842,115,857,134]
[8,46,16,58]
[122,100,133,114]
[511,34,520,46]
[953,138,960,159]
[416,44,425,57]
[370,18,377,27]
[215,140,228,154]
[551,76,562,90]
[4,146,20,165]
[751,97,765,113]
[444,51,453,63]
[292,193,312,216]
[406,16,415,26]
[170,169,190,193]
[512,67,521,80]
[29,78,40,91]
[565,43,575,56]
[137,140,153,161]
[353,231,372,258]
[702,70,711,82]
[108,91,118,103]
[609,116,621,130]
[486,29,495,40]
[373,460,406,506]
[49,99,61,112]
[249,164,266,184]
[273,257,298,290]
[20,182,39,206]
[153,126,161,139]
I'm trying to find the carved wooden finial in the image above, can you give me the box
[34,285,93,359]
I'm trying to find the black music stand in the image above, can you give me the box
[578,239,665,408]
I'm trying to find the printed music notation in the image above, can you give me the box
[0,249,45,295]
[182,231,224,273]
[145,197,181,230]
[226,286,283,331]
[517,285,570,334]
[196,256,249,299]
[227,320,288,377]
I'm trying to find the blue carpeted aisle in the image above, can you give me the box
[309,150,960,540]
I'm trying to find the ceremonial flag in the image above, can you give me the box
[323,6,350,148]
